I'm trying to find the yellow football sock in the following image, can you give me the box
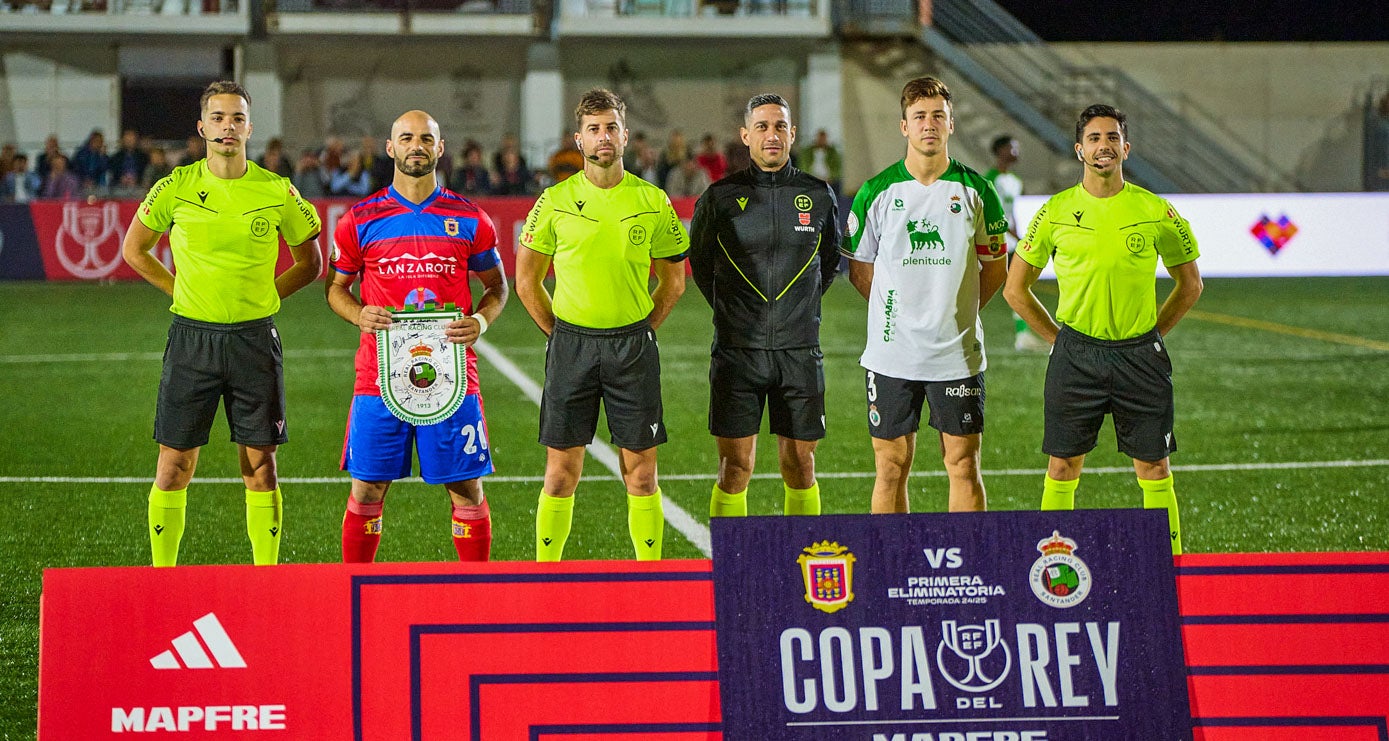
[784,482,821,515]
[1041,476,1078,511]
[709,484,748,517]
[1139,475,1183,556]
[149,485,187,568]
[628,489,664,561]
[536,491,574,562]
[245,488,282,566]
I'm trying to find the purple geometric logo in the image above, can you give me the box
[1250,213,1299,255]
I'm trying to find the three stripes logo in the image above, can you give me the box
[149,613,246,670]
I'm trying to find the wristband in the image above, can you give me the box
[470,312,489,335]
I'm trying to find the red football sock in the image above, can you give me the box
[342,495,384,563]
[451,498,491,562]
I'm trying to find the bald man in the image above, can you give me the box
[326,110,509,562]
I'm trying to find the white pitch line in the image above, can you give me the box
[6,458,1387,487]
[472,338,713,557]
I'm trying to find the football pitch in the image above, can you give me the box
[1,276,1387,737]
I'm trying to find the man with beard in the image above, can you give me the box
[1004,104,1202,555]
[688,93,841,518]
[326,109,509,562]
[516,88,688,561]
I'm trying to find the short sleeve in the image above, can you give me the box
[650,193,688,261]
[330,209,363,275]
[468,208,502,272]
[1015,200,1054,269]
[974,179,1008,261]
[843,185,879,262]
[1156,199,1200,267]
[136,174,176,233]
[279,183,322,246]
[518,189,556,256]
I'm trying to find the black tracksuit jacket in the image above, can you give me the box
[688,164,842,350]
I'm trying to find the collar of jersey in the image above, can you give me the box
[387,184,442,212]
[749,163,797,187]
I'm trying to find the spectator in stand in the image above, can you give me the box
[3,153,41,203]
[635,144,661,183]
[361,134,393,192]
[695,133,727,183]
[141,147,174,190]
[492,133,528,177]
[491,147,533,195]
[625,131,650,176]
[799,128,842,192]
[321,136,346,178]
[36,136,63,182]
[109,129,150,192]
[330,150,372,197]
[453,141,492,196]
[548,136,584,183]
[657,129,689,189]
[724,135,751,174]
[181,135,205,166]
[0,143,16,176]
[72,129,110,191]
[258,137,293,178]
[40,153,80,199]
[292,149,328,198]
[663,155,710,198]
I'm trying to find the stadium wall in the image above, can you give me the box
[3,40,1385,194]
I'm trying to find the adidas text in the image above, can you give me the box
[111,705,285,733]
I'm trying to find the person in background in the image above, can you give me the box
[141,147,175,190]
[109,128,150,191]
[292,148,328,199]
[799,128,842,192]
[71,129,110,191]
[330,150,372,197]
[40,153,81,199]
[984,134,1048,352]
[2,153,41,203]
[453,141,492,196]
[663,155,711,198]
[491,148,533,195]
[694,133,727,183]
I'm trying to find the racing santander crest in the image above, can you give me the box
[377,305,465,426]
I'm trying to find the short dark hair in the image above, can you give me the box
[1075,104,1127,143]
[744,93,790,121]
[200,80,251,113]
[990,135,1015,153]
[574,88,626,127]
[900,77,952,118]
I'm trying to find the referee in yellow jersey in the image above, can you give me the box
[122,80,322,566]
[1003,104,1203,555]
[516,88,688,561]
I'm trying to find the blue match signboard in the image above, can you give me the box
[711,509,1191,741]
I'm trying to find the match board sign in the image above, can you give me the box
[710,510,1192,741]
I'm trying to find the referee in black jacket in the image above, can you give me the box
[689,93,843,518]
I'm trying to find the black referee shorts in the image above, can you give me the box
[539,318,666,451]
[1043,324,1176,461]
[155,315,287,449]
[708,345,826,441]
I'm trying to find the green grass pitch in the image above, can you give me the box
[1,276,1386,736]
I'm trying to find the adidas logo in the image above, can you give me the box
[149,613,246,670]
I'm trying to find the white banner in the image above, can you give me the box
[1015,192,1389,278]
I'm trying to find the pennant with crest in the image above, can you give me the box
[376,304,465,426]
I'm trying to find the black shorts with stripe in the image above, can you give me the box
[155,315,287,449]
[1043,324,1176,461]
[539,318,666,451]
[709,345,826,440]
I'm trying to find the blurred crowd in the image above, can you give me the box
[1,125,844,203]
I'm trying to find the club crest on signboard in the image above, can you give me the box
[798,541,856,614]
[1029,530,1093,608]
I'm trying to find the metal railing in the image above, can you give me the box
[927,0,1300,192]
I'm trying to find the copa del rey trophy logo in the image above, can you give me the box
[56,202,125,279]
[798,541,856,614]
